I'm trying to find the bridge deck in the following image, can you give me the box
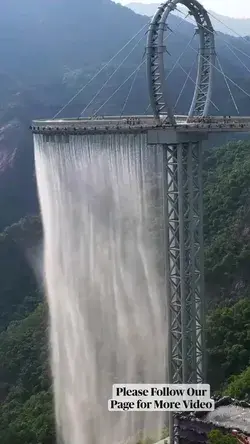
[31,115,250,135]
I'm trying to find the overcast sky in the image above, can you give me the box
[117,0,250,19]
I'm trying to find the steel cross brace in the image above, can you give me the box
[163,141,205,444]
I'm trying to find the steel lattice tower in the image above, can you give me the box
[163,142,205,385]
[146,1,215,442]
[161,140,205,443]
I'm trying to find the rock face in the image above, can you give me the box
[0,120,20,173]
[0,112,38,231]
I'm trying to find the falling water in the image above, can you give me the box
[34,132,167,444]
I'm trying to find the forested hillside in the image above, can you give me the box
[1,0,250,230]
[1,0,250,443]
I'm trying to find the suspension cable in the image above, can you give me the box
[97,6,245,118]
[52,21,149,119]
[176,8,250,63]
[189,43,250,104]
[173,58,196,111]
[220,38,250,63]
[53,8,250,120]
[92,14,188,117]
[175,8,249,110]
[177,62,219,112]
[120,62,142,117]
[92,60,146,116]
[216,56,239,114]
[224,42,250,75]
[79,32,146,117]
[209,10,250,45]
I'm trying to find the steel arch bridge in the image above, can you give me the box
[146,0,216,124]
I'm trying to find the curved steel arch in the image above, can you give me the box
[146,0,216,124]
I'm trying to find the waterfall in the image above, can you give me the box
[34,132,167,444]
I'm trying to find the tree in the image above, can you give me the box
[207,298,250,390]
[0,391,55,444]
[224,366,250,400]
[0,303,54,443]
[0,216,42,331]
[208,429,238,444]
[204,141,250,299]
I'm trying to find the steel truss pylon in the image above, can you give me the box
[162,141,205,444]
[146,0,215,123]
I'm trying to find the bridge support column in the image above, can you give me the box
[161,140,205,444]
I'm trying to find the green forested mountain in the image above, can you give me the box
[0,0,250,230]
[204,142,250,300]
[0,304,55,444]
[0,217,42,331]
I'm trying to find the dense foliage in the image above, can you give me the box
[207,298,250,390]
[0,303,55,444]
[204,142,250,299]
[224,366,250,399]
[204,141,250,396]
[208,430,238,444]
[0,217,42,331]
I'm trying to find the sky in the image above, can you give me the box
[118,0,250,19]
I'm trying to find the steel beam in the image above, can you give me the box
[146,0,215,122]
[163,141,205,444]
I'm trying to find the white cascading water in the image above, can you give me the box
[34,132,167,444]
